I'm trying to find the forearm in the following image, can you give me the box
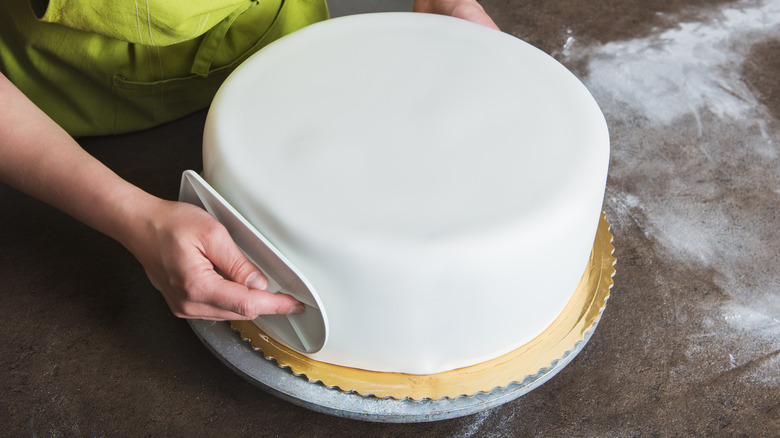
[0,72,158,248]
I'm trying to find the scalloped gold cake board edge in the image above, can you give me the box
[231,212,615,401]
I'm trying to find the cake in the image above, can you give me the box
[201,13,610,375]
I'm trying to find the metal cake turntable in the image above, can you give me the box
[187,216,615,423]
[188,316,599,423]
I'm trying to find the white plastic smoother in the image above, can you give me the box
[179,170,328,354]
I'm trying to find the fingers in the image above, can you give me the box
[201,223,269,291]
[139,202,305,320]
[170,249,301,320]
[414,0,499,30]
[167,301,249,321]
[455,3,499,30]
[201,274,305,318]
[190,219,305,318]
[164,269,305,320]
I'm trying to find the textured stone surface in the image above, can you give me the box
[1,0,778,436]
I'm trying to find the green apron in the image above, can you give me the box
[0,0,329,137]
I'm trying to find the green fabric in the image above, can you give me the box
[0,0,329,137]
[35,0,250,46]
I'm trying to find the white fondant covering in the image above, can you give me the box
[203,13,609,374]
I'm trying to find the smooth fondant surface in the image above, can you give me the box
[203,13,609,374]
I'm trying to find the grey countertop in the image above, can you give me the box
[2,0,778,436]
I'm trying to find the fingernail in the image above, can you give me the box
[246,272,267,290]
[289,304,305,315]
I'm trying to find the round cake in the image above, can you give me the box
[202,13,610,374]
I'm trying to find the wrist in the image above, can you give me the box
[104,185,167,256]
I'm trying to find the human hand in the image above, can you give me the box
[414,0,499,30]
[1,73,301,321]
[125,199,304,320]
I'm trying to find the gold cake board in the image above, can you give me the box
[229,213,616,401]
